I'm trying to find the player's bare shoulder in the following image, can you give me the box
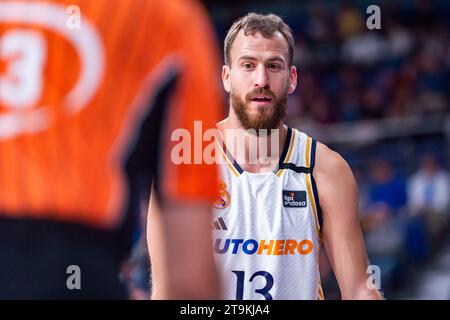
[314,142,352,177]
[313,141,358,210]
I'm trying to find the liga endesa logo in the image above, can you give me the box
[0,2,104,140]
[170,121,283,165]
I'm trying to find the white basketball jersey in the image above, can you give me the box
[213,127,324,300]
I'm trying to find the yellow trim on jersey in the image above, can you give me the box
[319,284,325,300]
[305,136,322,239]
[316,237,325,300]
[276,129,296,177]
[305,136,311,167]
[218,145,240,177]
[306,136,323,301]
[309,134,324,301]
[285,129,296,163]
[306,173,321,238]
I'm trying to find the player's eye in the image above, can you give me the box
[268,63,281,70]
[242,63,254,70]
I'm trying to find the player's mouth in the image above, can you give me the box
[249,95,272,106]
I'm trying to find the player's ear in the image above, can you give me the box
[287,65,297,95]
[222,64,231,93]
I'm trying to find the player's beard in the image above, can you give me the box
[230,86,287,135]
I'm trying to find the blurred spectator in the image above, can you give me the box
[386,21,414,59]
[361,87,386,119]
[408,154,450,238]
[338,4,363,39]
[367,159,408,216]
[342,32,389,65]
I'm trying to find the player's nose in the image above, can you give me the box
[253,64,269,88]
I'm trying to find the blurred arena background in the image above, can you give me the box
[122,0,450,300]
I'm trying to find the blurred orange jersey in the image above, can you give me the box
[0,0,223,229]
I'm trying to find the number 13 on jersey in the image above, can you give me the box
[232,270,274,300]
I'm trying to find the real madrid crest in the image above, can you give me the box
[214,182,231,209]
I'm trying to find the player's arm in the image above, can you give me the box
[314,143,383,299]
[147,189,219,299]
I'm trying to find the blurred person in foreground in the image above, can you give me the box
[0,0,222,299]
[210,13,382,300]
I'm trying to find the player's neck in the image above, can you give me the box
[217,116,287,173]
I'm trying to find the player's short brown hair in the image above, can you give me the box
[224,13,295,67]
